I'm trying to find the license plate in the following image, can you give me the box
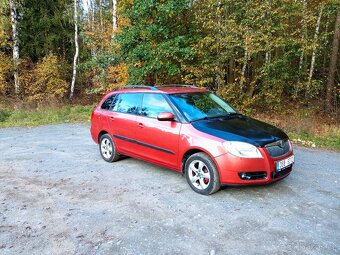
[276,155,294,171]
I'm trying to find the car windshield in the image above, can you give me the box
[169,92,238,122]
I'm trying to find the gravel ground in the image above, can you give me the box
[0,124,339,255]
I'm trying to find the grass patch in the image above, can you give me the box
[288,131,340,151]
[253,112,340,151]
[0,105,95,128]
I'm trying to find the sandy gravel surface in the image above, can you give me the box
[0,124,339,255]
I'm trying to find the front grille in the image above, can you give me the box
[265,139,290,158]
[271,165,292,179]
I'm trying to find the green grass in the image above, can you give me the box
[0,105,94,128]
[288,131,340,151]
[252,112,340,151]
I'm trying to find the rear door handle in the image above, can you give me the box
[138,123,144,128]
[109,116,115,120]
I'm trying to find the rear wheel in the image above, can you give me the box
[99,134,120,162]
[185,152,221,195]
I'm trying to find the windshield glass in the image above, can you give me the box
[169,92,237,122]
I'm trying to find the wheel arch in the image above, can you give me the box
[98,130,109,143]
[181,148,217,174]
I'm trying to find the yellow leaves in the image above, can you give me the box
[106,63,129,91]
[22,53,69,102]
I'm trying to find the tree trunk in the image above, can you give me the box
[265,50,271,65]
[99,0,103,32]
[9,0,20,95]
[240,47,248,89]
[322,11,330,78]
[299,51,304,73]
[325,10,340,113]
[112,0,117,38]
[89,0,96,57]
[228,59,234,84]
[69,0,79,101]
[306,6,323,98]
[299,0,307,75]
[215,66,223,90]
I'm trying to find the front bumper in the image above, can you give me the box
[214,147,294,185]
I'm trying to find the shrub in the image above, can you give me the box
[0,109,11,122]
[23,53,69,103]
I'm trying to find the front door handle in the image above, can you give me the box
[138,123,144,128]
[109,116,115,120]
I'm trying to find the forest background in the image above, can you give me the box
[0,0,339,149]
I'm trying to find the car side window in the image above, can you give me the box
[141,94,174,119]
[115,93,142,114]
[101,95,116,110]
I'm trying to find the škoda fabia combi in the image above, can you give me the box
[91,85,294,195]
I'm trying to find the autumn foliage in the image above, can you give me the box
[0,0,339,116]
[22,54,69,103]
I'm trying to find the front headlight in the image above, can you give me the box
[223,141,263,158]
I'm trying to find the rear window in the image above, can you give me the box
[115,93,143,114]
[101,95,116,110]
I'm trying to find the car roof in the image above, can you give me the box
[107,85,208,96]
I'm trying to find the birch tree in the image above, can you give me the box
[240,47,248,89]
[325,10,340,113]
[306,6,323,98]
[99,0,103,32]
[299,0,307,74]
[9,0,19,95]
[69,0,79,100]
[112,0,117,38]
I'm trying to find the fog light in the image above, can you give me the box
[240,172,251,180]
[238,171,267,180]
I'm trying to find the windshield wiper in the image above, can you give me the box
[191,115,229,122]
[227,112,242,116]
[191,113,242,122]
[190,116,211,122]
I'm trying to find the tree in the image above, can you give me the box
[117,0,194,85]
[69,0,79,100]
[306,5,323,99]
[18,0,74,62]
[9,0,20,95]
[112,0,117,38]
[325,9,340,113]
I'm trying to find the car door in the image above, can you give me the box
[135,93,182,170]
[106,93,143,155]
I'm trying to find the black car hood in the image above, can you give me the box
[191,115,288,147]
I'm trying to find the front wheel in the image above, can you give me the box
[185,152,221,195]
[99,134,120,162]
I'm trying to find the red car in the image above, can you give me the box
[91,85,294,195]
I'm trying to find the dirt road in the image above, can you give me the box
[0,124,339,255]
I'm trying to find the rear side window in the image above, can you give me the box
[115,93,142,114]
[141,94,174,118]
[101,95,116,110]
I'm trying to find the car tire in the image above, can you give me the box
[185,152,221,195]
[99,134,120,162]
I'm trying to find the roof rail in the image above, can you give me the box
[113,85,158,91]
[157,84,198,88]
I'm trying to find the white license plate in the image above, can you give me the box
[276,155,294,171]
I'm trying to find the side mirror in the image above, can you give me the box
[157,112,175,121]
